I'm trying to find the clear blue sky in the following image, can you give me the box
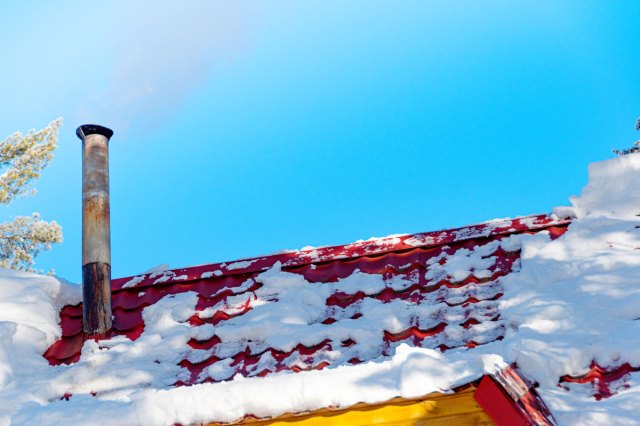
[0,1,639,282]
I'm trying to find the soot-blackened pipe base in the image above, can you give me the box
[82,263,112,335]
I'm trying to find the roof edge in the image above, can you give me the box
[112,213,572,292]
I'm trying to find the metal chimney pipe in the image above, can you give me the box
[76,124,113,335]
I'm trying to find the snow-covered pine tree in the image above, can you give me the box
[0,119,63,272]
[613,117,640,156]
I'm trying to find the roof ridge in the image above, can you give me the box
[111,213,571,292]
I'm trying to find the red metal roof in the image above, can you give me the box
[44,214,570,390]
[559,362,640,400]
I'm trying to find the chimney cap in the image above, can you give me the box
[76,124,114,141]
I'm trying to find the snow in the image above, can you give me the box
[194,260,505,367]
[13,346,503,426]
[0,271,80,424]
[141,264,170,274]
[200,270,222,279]
[424,238,511,283]
[122,275,145,289]
[226,259,258,270]
[151,270,177,285]
[568,153,640,220]
[1,153,640,424]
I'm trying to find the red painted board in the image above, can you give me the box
[475,375,530,426]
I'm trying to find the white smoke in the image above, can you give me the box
[76,1,254,135]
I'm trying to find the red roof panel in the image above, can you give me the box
[44,214,571,389]
[559,362,640,400]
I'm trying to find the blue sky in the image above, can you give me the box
[0,1,639,282]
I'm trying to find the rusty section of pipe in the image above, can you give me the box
[76,124,113,335]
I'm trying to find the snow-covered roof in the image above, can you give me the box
[2,154,640,425]
[45,213,569,372]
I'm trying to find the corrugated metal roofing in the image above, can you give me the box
[44,214,570,390]
[559,362,640,400]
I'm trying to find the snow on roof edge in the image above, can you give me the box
[116,213,572,292]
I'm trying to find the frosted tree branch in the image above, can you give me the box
[0,119,63,271]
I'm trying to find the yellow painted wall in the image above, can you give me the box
[216,388,494,426]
